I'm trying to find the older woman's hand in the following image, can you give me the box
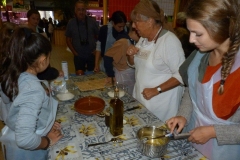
[127,45,139,56]
[141,87,159,100]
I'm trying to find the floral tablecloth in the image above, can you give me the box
[48,72,208,160]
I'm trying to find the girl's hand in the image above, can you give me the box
[166,116,187,133]
[188,126,216,144]
[58,70,64,77]
[53,122,61,130]
[47,123,63,146]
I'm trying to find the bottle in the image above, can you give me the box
[109,85,123,136]
[61,61,69,80]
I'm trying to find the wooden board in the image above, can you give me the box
[74,78,106,91]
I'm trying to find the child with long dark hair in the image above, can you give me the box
[0,27,63,159]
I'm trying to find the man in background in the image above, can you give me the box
[65,0,99,75]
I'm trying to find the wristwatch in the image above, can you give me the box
[157,86,162,93]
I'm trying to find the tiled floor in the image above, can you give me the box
[0,44,75,159]
[50,44,75,74]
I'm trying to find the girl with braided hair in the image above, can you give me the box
[166,0,240,159]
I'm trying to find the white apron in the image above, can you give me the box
[133,32,183,122]
[186,51,240,160]
[0,80,58,159]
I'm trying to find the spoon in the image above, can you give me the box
[141,133,172,143]
[88,138,122,147]
[124,106,140,112]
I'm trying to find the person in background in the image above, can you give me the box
[48,17,54,42]
[53,20,58,28]
[0,27,63,159]
[175,12,187,28]
[26,9,45,36]
[26,9,63,80]
[57,19,68,29]
[43,18,49,37]
[38,18,45,31]
[94,11,128,84]
[166,0,240,159]
[65,0,99,75]
[105,22,140,95]
[126,0,185,122]
[174,12,196,58]
[175,27,195,58]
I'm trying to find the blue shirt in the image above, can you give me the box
[1,72,58,159]
[65,16,99,58]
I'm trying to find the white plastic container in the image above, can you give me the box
[61,61,69,80]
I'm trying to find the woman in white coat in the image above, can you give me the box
[126,0,185,122]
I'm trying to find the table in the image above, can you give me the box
[48,72,207,160]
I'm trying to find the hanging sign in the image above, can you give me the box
[13,0,24,8]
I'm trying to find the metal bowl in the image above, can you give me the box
[137,126,170,158]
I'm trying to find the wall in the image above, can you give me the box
[108,0,139,21]
[2,1,54,24]
[108,0,174,22]
[154,0,174,16]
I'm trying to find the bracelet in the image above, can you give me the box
[43,136,52,150]
[126,59,135,68]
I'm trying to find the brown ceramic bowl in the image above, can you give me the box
[74,96,105,115]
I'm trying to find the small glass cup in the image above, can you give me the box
[106,83,128,98]
[117,83,128,94]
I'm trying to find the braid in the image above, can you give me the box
[218,4,240,94]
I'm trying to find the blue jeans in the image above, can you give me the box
[74,54,95,71]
